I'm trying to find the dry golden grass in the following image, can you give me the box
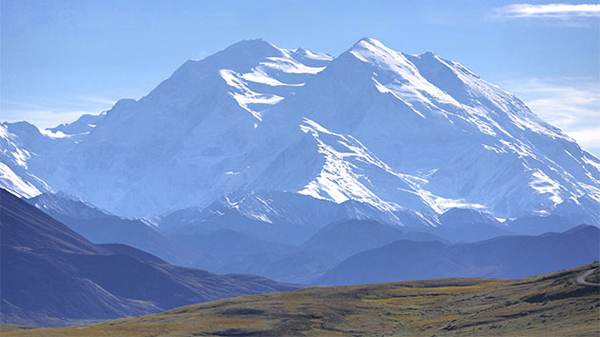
[4,263,599,336]
[0,324,35,333]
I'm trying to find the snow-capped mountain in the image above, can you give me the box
[1,38,598,227]
[268,38,599,221]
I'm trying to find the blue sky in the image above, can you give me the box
[1,0,599,154]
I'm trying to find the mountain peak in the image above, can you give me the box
[346,37,413,71]
[420,51,436,58]
[219,38,284,59]
[353,37,386,48]
[232,38,276,47]
[348,38,391,57]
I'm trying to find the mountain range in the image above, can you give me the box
[317,224,600,285]
[1,38,598,231]
[0,189,299,327]
[20,190,597,286]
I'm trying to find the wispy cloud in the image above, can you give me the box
[0,96,117,129]
[500,77,600,156]
[495,3,600,21]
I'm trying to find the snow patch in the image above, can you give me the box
[219,69,284,121]
[529,169,563,204]
[38,128,69,139]
[0,162,41,198]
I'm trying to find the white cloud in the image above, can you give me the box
[495,3,600,19]
[568,126,600,146]
[500,77,600,156]
[0,96,116,129]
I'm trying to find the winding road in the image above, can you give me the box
[574,269,600,287]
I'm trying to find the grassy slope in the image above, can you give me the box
[4,263,599,337]
[0,325,36,333]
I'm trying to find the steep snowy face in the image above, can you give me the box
[293,118,437,213]
[405,52,600,220]
[349,38,461,110]
[278,38,599,220]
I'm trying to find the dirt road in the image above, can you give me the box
[574,269,600,287]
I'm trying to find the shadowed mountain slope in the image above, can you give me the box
[317,225,599,285]
[27,192,202,266]
[300,219,445,260]
[0,189,299,327]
